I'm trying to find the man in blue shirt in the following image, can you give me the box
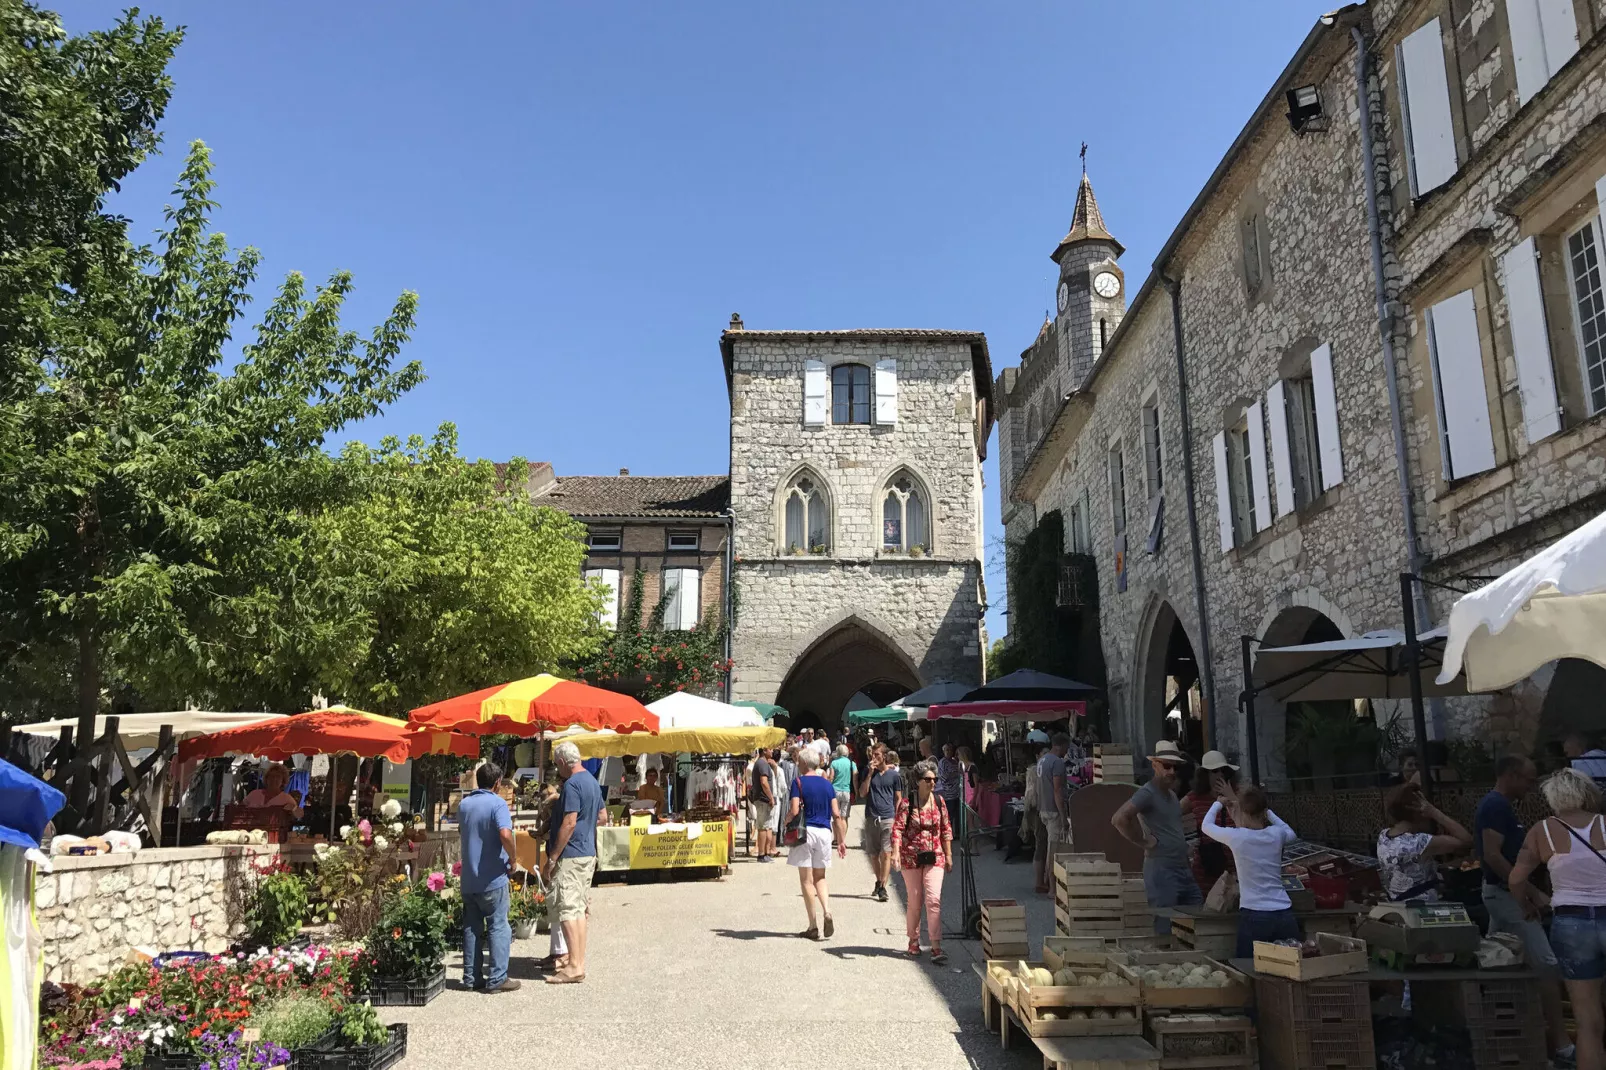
[542,740,605,985]
[458,761,519,993]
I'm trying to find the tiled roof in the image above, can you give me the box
[1053,172,1123,260]
[535,475,731,519]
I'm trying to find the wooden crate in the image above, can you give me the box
[1037,1035,1161,1070]
[1010,953,1144,1037]
[1044,934,1172,969]
[1146,1013,1254,1070]
[1170,914,1235,959]
[1055,853,1124,885]
[1252,933,1366,981]
[982,916,1028,941]
[981,898,1026,924]
[1126,952,1254,1010]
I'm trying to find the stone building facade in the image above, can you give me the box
[999,1,1606,780]
[721,322,992,731]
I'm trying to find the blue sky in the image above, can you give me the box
[70,0,1339,643]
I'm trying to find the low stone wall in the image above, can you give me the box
[36,844,281,984]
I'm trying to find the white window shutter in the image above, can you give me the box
[600,569,620,629]
[874,360,898,426]
[1399,20,1458,195]
[1211,431,1234,552]
[1595,174,1606,226]
[1266,381,1295,518]
[1247,400,1271,532]
[681,570,701,629]
[1501,237,1563,443]
[1508,0,1551,104]
[1540,0,1580,85]
[1426,290,1498,478]
[803,360,827,427]
[1308,343,1345,490]
[662,569,683,629]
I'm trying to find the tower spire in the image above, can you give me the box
[1052,168,1123,262]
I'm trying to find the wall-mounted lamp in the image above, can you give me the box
[1286,85,1327,133]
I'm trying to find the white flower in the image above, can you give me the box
[339,825,352,839]
[389,822,403,836]
[373,835,389,851]
[380,798,402,819]
[313,843,330,859]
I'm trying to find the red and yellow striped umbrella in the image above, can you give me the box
[179,706,478,765]
[406,674,658,738]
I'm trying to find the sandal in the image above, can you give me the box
[930,948,948,966]
[544,971,585,985]
[823,914,835,938]
[907,942,922,957]
[799,926,821,941]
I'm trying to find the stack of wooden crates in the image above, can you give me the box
[1054,853,1123,936]
[980,898,1029,960]
[1120,875,1152,936]
[1253,936,1373,1070]
[1133,952,1255,1070]
[1093,744,1136,783]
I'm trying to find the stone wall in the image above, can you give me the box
[36,845,278,984]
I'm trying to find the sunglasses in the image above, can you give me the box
[1156,762,1181,771]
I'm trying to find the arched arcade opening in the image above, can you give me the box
[1135,600,1205,756]
[774,616,922,736]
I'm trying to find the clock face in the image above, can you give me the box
[1056,282,1069,313]
[1093,271,1121,299]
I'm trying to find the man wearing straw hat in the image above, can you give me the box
[1112,740,1203,933]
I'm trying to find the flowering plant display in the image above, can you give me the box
[363,883,448,982]
[507,880,546,923]
[310,822,408,937]
[195,1029,291,1070]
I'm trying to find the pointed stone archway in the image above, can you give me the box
[774,614,922,735]
[1133,598,1204,756]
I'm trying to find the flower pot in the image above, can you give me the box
[512,919,538,940]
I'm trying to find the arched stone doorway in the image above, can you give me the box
[1253,606,1382,789]
[1134,600,1204,756]
[775,616,922,736]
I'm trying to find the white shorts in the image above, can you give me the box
[788,826,833,870]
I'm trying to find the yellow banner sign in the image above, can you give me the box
[627,820,729,869]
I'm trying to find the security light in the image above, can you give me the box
[1286,85,1326,133]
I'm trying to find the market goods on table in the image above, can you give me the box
[987,955,1143,1037]
[1252,933,1367,981]
[1146,1013,1254,1070]
[1126,951,1253,1009]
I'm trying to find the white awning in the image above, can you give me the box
[1253,629,1464,702]
[644,691,765,729]
[13,711,283,750]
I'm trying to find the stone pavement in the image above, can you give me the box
[384,812,1053,1070]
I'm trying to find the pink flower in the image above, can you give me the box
[451,861,462,876]
[357,819,372,843]
[426,872,446,892]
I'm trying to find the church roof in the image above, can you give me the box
[1053,172,1124,261]
[535,475,731,519]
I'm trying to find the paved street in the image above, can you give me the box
[385,813,1048,1070]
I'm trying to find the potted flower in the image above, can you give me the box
[508,881,546,940]
[363,884,449,1005]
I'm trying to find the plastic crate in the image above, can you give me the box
[367,967,445,1007]
[144,1049,199,1070]
[1466,1022,1546,1070]
[298,1024,408,1070]
[1256,975,1369,1026]
[1260,1020,1375,1070]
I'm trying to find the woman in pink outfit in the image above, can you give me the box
[891,759,954,965]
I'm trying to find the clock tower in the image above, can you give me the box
[1052,170,1125,389]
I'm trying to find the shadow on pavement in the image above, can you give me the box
[710,927,807,941]
[820,944,922,962]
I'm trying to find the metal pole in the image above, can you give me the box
[1401,572,1435,799]
[1240,637,1259,785]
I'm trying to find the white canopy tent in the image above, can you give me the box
[13,711,283,749]
[1439,508,1606,692]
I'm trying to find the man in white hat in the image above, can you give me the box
[1112,740,1203,932]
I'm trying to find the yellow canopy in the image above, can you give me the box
[567,724,785,758]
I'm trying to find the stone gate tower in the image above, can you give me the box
[719,320,994,732]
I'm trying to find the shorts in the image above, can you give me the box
[1042,812,1066,850]
[835,790,852,817]
[864,816,895,856]
[788,825,833,870]
[1483,884,1559,975]
[752,800,773,829]
[552,856,597,924]
[1550,909,1606,981]
[1235,907,1300,959]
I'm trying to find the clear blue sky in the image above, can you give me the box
[70,0,1339,644]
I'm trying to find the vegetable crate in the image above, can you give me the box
[1009,954,1143,1038]
[1145,1013,1254,1070]
[299,1025,409,1070]
[1121,877,1154,935]
[1251,933,1366,981]
[367,967,446,1007]
[1055,853,1125,935]
[1256,977,1372,1070]
[1043,934,1169,970]
[1094,745,1136,784]
[1169,913,1235,959]
[981,899,1029,959]
[1127,952,1253,1010]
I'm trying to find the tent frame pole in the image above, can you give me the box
[1240,636,1260,786]
[1401,571,1436,800]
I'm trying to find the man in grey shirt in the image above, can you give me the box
[1112,740,1202,933]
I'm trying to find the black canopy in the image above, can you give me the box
[960,669,1098,703]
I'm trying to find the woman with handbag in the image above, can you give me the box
[891,759,954,965]
[787,747,841,941]
[1511,767,1606,1070]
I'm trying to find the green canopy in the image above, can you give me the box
[733,701,787,723]
[846,706,910,727]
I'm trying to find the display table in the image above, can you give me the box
[596,817,730,872]
[973,785,1020,829]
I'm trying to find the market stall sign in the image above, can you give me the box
[627,820,729,869]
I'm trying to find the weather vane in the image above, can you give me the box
[1080,142,1088,174]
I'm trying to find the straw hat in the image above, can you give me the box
[1146,740,1191,764]
[1199,749,1239,772]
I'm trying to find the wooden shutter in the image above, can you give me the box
[584,569,620,630]
[1211,431,1234,552]
[662,569,683,629]
[1266,381,1295,518]
[874,360,898,426]
[1509,0,1551,103]
[1247,400,1271,532]
[803,361,827,427]
[1310,343,1345,490]
[1426,290,1498,478]
[1540,0,1580,86]
[1398,20,1458,195]
[673,569,701,629]
[1501,237,1563,443]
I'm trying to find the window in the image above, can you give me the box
[582,568,620,630]
[1397,19,1458,196]
[782,473,830,552]
[881,470,929,553]
[1227,421,1256,546]
[1140,400,1163,499]
[662,568,700,630]
[831,364,871,424]
[1068,491,1091,554]
[1285,377,1323,508]
[1242,213,1269,297]
[1107,445,1127,535]
[667,529,700,551]
[1566,219,1606,414]
[1507,0,1579,105]
[587,528,622,552]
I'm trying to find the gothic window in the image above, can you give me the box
[881,470,929,553]
[783,472,830,552]
[831,364,871,424]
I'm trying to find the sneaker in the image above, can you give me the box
[486,978,522,993]
[756,854,772,863]
[875,884,888,903]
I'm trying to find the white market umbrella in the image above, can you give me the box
[13,711,282,749]
[1439,509,1606,691]
[1254,629,1465,701]
[645,691,765,729]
